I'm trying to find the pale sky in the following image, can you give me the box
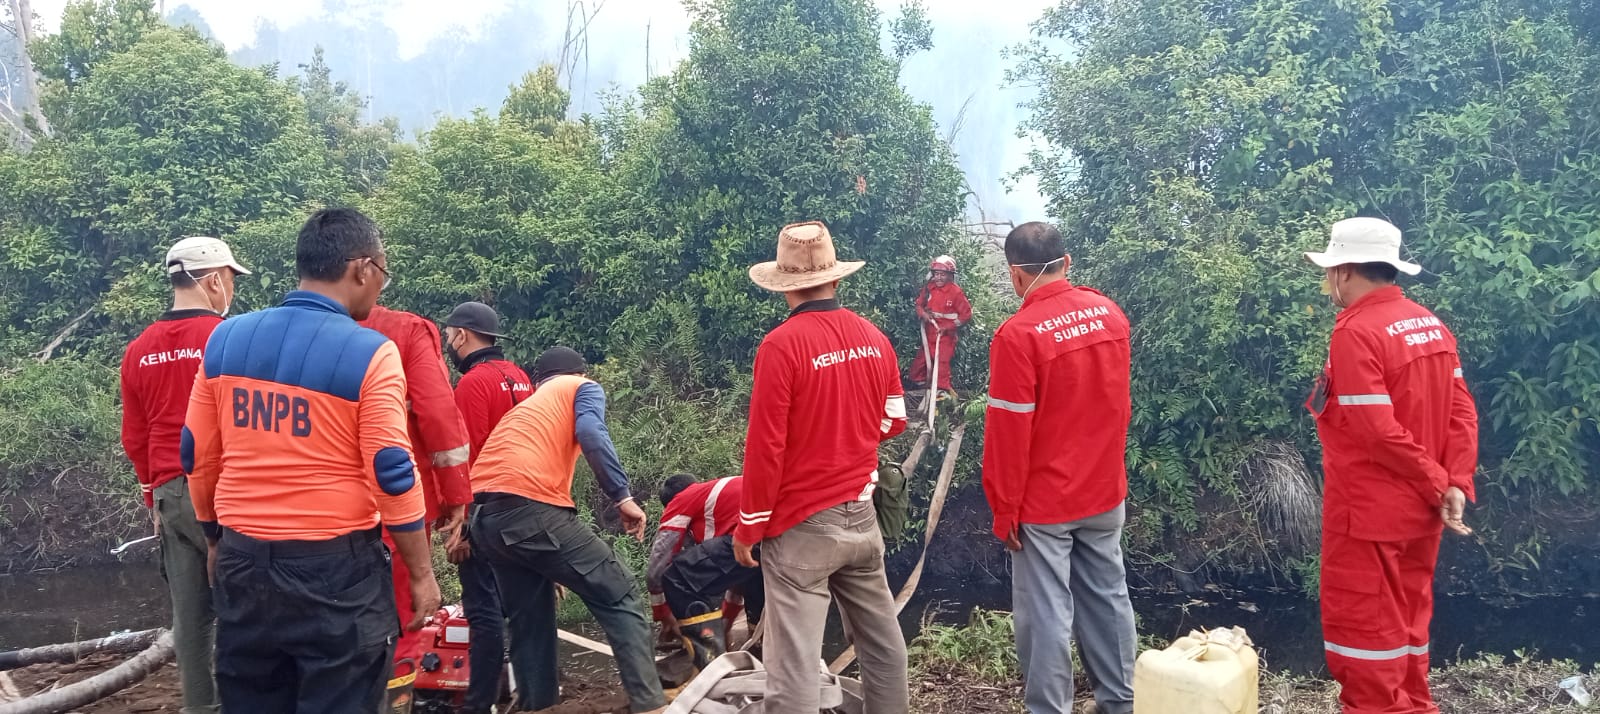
[30,0,1060,221]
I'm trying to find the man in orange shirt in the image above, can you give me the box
[184,208,440,714]
[469,346,666,714]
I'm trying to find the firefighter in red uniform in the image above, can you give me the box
[646,473,760,669]
[1306,217,1478,714]
[907,255,972,396]
[441,301,533,714]
[358,305,474,674]
[982,222,1136,714]
[121,236,248,714]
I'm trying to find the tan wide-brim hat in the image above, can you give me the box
[1306,217,1422,275]
[748,221,865,292]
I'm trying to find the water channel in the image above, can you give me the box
[2,563,1595,676]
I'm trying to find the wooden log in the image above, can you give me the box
[0,630,161,671]
[0,631,173,714]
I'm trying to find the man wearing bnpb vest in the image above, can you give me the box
[470,346,666,714]
[1306,217,1478,713]
[983,221,1137,714]
[120,236,249,714]
[442,300,533,714]
[183,208,441,714]
[734,221,910,714]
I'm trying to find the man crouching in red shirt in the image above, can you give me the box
[733,221,910,714]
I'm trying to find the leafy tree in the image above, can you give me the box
[888,0,934,61]
[163,3,213,40]
[0,24,330,358]
[602,0,968,378]
[288,46,402,196]
[1017,0,1600,567]
[30,0,159,91]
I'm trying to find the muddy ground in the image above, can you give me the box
[3,651,1594,713]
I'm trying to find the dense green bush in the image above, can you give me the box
[0,360,134,522]
[1017,0,1600,543]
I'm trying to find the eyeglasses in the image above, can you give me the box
[347,256,392,290]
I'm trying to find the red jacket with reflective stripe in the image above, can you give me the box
[1310,286,1478,541]
[737,301,907,543]
[360,306,473,520]
[917,282,973,331]
[981,280,1131,540]
[120,310,222,507]
[646,476,743,619]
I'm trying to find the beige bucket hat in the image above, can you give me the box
[748,221,865,292]
[1306,217,1421,275]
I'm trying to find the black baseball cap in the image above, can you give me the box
[444,301,507,338]
[531,346,587,384]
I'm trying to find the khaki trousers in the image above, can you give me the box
[154,478,220,714]
[761,500,907,714]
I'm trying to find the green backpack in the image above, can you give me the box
[873,456,910,540]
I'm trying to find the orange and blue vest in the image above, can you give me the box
[472,374,634,508]
[182,290,426,541]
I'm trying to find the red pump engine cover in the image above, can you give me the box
[413,605,472,694]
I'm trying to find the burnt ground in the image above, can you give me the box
[3,650,1594,713]
[0,656,1022,714]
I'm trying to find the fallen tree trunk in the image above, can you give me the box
[0,630,161,671]
[0,631,173,714]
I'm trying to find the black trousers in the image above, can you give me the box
[212,527,396,714]
[471,494,667,713]
[458,510,508,711]
[662,534,765,624]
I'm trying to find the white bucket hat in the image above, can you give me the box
[1305,217,1420,275]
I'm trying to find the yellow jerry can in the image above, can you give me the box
[1133,626,1259,714]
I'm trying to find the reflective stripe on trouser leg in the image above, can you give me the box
[1321,530,1442,714]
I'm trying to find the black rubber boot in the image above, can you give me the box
[678,602,727,671]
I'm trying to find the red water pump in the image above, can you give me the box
[410,605,477,713]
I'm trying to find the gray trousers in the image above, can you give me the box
[1012,502,1136,714]
[154,478,220,714]
[761,500,908,714]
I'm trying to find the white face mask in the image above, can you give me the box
[192,270,232,317]
[1009,256,1066,297]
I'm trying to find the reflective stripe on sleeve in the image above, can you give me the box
[987,396,1036,414]
[932,311,959,319]
[885,396,906,419]
[1324,641,1429,661]
[704,478,732,541]
[433,444,471,467]
[1337,394,1392,406]
[1453,367,1464,378]
[738,510,771,526]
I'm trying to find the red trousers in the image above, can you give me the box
[1320,529,1442,714]
[383,531,426,669]
[909,326,956,390]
